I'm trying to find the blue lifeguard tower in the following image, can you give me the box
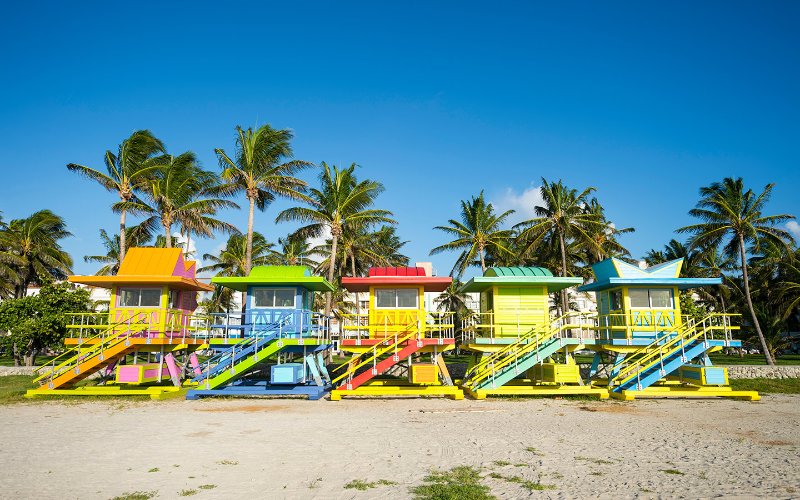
[579,258,759,401]
[185,266,334,400]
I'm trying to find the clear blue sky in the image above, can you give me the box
[1,1,798,277]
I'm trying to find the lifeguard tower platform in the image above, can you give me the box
[330,267,463,400]
[185,266,334,400]
[27,248,214,399]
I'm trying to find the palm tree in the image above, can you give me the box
[679,177,795,365]
[83,226,153,275]
[271,233,319,267]
[216,124,312,278]
[0,210,73,297]
[200,232,275,314]
[66,130,164,262]
[583,198,634,263]
[119,152,238,248]
[431,192,514,277]
[514,179,604,312]
[276,162,395,314]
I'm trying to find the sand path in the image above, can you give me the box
[0,395,798,499]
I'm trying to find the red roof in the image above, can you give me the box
[342,267,452,292]
[369,267,427,277]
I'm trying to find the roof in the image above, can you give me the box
[212,266,335,292]
[578,277,722,291]
[68,247,213,291]
[460,267,583,293]
[342,267,452,292]
[578,257,720,291]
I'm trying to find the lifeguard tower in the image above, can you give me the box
[27,247,214,399]
[458,267,607,399]
[579,257,759,401]
[185,266,333,400]
[330,267,463,400]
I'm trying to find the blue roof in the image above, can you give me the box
[579,277,722,292]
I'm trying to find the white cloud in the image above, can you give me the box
[490,184,545,226]
[787,221,800,242]
[306,226,332,258]
[173,232,202,268]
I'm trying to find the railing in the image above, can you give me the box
[34,313,153,386]
[65,309,214,340]
[461,309,549,342]
[202,309,330,344]
[609,313,739,389]
[340,311,454,340]
[330,324,418,387]
[464,311,596,386]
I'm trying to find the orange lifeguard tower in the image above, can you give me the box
[330,266,463,400]
[27,247,214,399]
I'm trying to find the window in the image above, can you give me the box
[628,288,674,309]
[118,288,161,307]
[629,289,650,308]
[168,290,181,309]
[252,288,296,308]
[610,289,623,310]
[375,288,419,309]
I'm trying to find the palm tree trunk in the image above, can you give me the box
[479,246,486,273]
[559,232,569,315]
[326,234,339,316]
[739,235,775,366]
[119,208,127,262]
[164,223,172,248]
[245,197,255,276]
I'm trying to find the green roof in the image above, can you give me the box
[460,266,582,293]
[485,266,553,277]
[212,265,335,292]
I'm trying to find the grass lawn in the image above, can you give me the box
[729,378,800,394]
[0,375,36,404]
[0,354,59,367]
[709,354,800,366]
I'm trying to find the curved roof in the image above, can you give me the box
[485,266,554,277]
[460,266,581,293]
[212,266,334,292]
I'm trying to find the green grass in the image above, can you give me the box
[659,469,684,475]
[709,354,800,366]
[491,460,511,466]
[344,479,397,490]
[730,378,800,394]
[574,456,614,465]
[110,492,157,500]
[197,485,216,490]
[216,460,238,465]
[147,468,159,473]
[411,466,495,500]
[0,375,35,404]
[0,354,59,367]
[489,473,556,492]
[179,489,197,496]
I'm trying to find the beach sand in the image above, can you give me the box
[1,395,798,499]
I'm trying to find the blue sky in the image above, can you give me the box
[1,2,798,278]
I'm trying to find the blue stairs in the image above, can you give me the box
[611,340,708,392]
[193,321,283,383]
[470,337,564,391]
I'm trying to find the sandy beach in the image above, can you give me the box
[0,395,798,499]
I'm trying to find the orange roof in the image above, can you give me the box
[69,247,213,291]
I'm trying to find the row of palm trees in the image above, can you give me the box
[431,177,797,365]
[66,126,404,315]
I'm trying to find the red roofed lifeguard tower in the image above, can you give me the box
[329,266,463,400]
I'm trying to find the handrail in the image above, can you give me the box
[609,313,736,388]
[330,324,417,385]
[34,314,151,385]
[464,311,589,380]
